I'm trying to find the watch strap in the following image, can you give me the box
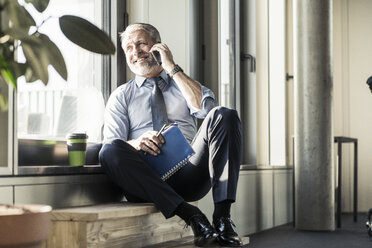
[168,64,183,78]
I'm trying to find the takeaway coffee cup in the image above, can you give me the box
[67,133,88,166]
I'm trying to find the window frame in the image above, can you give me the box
[10,0,127,173]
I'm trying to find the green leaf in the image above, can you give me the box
[59,15,115,55]
[8,61,27,79]
[4,27,32,40]
[22,40,49,84]
[25,0,50,12]
[24,65,40,83]
[5,1,36,29]
[0,53,16,89]
[38,33,67,80]
[0,40,15,63]
[0,92,8,112]
[0,68,16,89]
[5,30,67,81]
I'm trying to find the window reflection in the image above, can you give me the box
[17,0,104,142]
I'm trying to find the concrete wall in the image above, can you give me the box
[285,0,372,213]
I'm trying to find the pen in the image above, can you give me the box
[156,124,167,137]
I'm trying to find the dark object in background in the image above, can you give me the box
[366,208,372,236]
[18,139,69,165]
[18,139,102,166]
[367,76,372,93]
[86,143,102,165]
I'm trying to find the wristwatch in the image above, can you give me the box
[168,64,183,78]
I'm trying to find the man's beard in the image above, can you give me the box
[128,54,158,76]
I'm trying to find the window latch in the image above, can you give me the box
[240,53,256,72]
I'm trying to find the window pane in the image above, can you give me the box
[268,0,286,165]
[17,0,105,142]
[219,0,231,107]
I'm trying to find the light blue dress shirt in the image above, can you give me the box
[103,70,217,143]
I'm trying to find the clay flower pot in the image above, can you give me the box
[0,204,52,248]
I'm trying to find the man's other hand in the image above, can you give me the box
[128,130,165,156]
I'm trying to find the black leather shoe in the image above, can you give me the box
[214,217,243,247]
[188,214,218,247]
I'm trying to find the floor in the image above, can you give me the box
[150,214,371,248]
[249,214,371,248]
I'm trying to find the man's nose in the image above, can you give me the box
[131,48,139,57]
[133,45,143,55]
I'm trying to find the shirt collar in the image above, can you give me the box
[135,70,170,87]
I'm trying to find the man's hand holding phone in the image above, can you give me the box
[150,43,176,73]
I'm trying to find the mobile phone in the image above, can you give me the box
[152,51,162,65]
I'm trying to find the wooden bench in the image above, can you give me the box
[46,202,192,248]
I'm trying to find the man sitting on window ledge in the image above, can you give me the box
[99,23,243,247]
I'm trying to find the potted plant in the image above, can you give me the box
[0,204,52,247]
[0,0,116,111]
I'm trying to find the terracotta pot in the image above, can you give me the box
[0,204,52,248]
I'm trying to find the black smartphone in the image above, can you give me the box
[152,51,162,65]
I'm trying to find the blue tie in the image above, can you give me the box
[150,77,168,131]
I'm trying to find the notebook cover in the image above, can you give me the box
[140,125,195,180]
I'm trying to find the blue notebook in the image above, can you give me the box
[140,124,195,180]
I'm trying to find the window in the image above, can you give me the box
[218,0,288,166]
[268,0,286,165]
[219,0,231,108]
[17,0,105,143]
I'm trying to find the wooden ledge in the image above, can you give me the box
[47,202,195,247]
[51,202,159,222]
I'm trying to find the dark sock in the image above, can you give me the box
[213,200,232,223]
[174,201,202,224]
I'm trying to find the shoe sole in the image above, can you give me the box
[194,237,218,247]
[216,239,243,247]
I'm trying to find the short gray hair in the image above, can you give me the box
[120,23,161,45]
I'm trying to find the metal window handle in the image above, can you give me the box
[286,73,294,81]
[240,53,256,72]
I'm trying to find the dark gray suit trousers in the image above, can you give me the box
[99,106,242,218]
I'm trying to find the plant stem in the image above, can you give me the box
[35,15,53,33]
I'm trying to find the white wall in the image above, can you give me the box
[126,0,190,80]
[333,0,372,212]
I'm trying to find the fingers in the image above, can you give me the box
[150,43,169,53]
[150,43,175,72]
[139,132,165,156]
[140,139,159,156]
[156,133,165,144]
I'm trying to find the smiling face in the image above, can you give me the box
[122,30,161,77]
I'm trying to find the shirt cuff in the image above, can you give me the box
[189,85,217,118]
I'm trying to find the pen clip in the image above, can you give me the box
[156,123,177,137]
[163,123,177,132]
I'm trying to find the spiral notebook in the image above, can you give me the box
[140,124,195,180]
